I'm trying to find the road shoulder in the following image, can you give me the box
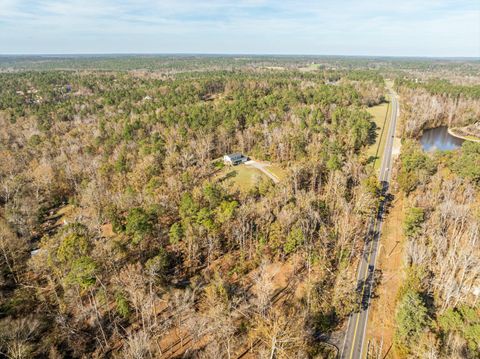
[365,193,406,358]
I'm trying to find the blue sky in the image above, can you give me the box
[0,0,479,56]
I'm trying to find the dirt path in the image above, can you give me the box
[245,160,280,183]
[448,127,480,143]
[365,194,406,358]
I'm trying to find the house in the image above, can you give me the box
[223,153,247,165]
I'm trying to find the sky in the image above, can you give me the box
[0,0,479,57]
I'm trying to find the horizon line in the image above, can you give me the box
[0,52,479,60]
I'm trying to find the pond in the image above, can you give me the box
[420,126,464,152]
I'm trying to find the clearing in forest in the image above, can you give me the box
[216,160,285,192]
[366,100,392,172]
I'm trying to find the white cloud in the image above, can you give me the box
[0,0,478,56]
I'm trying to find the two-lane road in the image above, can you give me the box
[340,90,399,359]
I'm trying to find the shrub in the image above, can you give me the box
[284,226,305,254]
[125,208,154,244]
[65,257,97,290]
[438,305,480,354]
[215,200,238,224]
[394,289,429,354]
[145,249,169,280]
[115,292,130,319]
[453,141,480,183]
[168,222,183,245]
[403,207,425,238]
[56,233,90,263]
[398,141,435,193]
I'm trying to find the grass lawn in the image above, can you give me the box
[216,165,269,192]
[215,161,287,192]
[366,100,392,172]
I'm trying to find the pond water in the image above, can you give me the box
[420,126,464,152]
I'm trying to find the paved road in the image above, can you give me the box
[340,90,399,359]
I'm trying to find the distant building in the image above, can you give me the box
[223,153,247,165]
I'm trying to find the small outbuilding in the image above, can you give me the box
[223,153,248,166]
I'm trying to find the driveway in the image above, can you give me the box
[245,160,280,183]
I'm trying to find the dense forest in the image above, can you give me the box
[0,62,387,358]
[0,56,479,358]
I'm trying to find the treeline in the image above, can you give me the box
[396,78,480,99]
[395,78,480,137]
[0,69,384,357]
[2,55,478,75]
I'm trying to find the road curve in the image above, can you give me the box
[340,89,399,359]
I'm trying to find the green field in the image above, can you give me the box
[216,162,287,192]
[366,100,392,172]
[217,165,269,192]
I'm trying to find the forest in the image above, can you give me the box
[0,55,479,358]
[0,60,386,358]
[392,73,480,358]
